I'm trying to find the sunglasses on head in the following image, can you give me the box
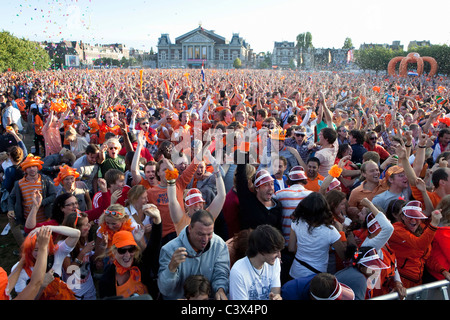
[117,246,137,255]
[105,209,124,217]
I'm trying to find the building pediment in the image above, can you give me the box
[180,32,215,44]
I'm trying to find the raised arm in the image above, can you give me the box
[131,131,145,186]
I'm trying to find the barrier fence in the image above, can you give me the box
[370,280,450,300]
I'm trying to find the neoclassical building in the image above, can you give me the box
[157,26,255,69]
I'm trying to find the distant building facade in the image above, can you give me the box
[272,41,297,69]
[408,40,431,51]
[42,40,130,67]
[157,26,255,69]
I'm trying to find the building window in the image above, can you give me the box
[161,52,166,60]
[219,50,224,61]
[195,47,200,59]
[188,47,193,59]
[202,46,207,59]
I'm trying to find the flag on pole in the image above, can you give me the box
[347,49,353,63]
[328,50,331,64]
[201,61,205,82]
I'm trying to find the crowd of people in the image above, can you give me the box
[0,67,449,301]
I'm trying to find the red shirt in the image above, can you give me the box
[87,185,130,222]
[363,142,390,161]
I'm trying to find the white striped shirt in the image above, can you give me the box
[273,184,313,245]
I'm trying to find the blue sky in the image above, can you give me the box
[1,0,449,53]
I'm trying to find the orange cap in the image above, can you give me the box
[112,230,137,249]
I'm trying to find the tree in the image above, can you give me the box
[296,32,313,67]
[305,32,313,49]
[296,32,313,50]
[343,37,353,50]
[233,57,242,69]
[296,33,305,50]
[354,46,395,74]
[0,31,51,72]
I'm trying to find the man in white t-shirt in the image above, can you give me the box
[229,225,285,300]
[2,101,23,132]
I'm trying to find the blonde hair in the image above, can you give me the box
[105,137,121,149]
[126,185,147,206]
[98,204,129,225]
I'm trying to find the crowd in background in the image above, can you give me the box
[0,67,449,301]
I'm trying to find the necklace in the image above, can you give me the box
[249,259,264,277]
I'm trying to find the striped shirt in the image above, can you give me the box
[18,176,46,223]
[273,184,313,245]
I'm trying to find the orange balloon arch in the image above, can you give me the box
[388,52,438,77]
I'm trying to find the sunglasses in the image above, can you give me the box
[186,249,205,259]
[295,133,306,137]
[109,147,119,150]
[117,246,137,255]
[105,209,124,217]
[141,122,149,125]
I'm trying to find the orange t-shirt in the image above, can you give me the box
[304,174,325,192]
[34,114,44,136]
[98,122,122,144]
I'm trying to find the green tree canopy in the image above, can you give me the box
[0,31,51,72]
[354,46,399,74]
[343,37,353,50]
[233,57,242,69]
[296,32,313,50]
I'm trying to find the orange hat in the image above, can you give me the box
[385,165,404,181]
[53,165,80,186]
[112,230,137,249]
[114,105,126,113]
[20,154,44,171]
